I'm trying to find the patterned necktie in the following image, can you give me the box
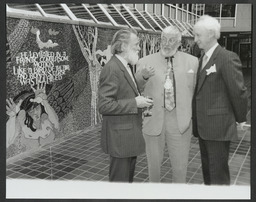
[164,56,176,111]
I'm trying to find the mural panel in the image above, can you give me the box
[6,18,92,158]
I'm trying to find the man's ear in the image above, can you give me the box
[121,43,127,52]
[208,29,215,39]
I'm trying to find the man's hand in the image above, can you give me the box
[135,96,153,108]
[141,65,155,80]
[236,122,251,131]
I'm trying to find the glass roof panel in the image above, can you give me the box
[39,4,68,16]
[7,3,38,12]
[66,3,93,21]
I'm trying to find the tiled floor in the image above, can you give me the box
[6,124,250,185]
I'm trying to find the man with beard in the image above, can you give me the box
[98,28,153,182]
[135,26,198,183]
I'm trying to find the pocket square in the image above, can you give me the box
[206,64,216,75]
[187,69,194,73]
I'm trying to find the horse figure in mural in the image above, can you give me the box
[36,29,59,49]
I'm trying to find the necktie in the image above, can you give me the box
[201,54,208,71]
[128,64,140,95]
[127,64,136,84]
[164,56,176,111]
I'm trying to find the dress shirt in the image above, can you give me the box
[115,55,137,84]
[202,42,219,70]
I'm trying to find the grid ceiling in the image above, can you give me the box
[101,4,130,27]
[7,3,38,12]
[129,7,155,30]
[39,4,67,16]
[86,4,109,23]
[140,11,162,31]
[66,4,94,21]
[7,3,194,36]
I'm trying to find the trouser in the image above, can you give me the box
[198,136,231,185]
[143,109,192,183]
[109,156,137,182]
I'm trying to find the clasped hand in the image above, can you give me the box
[236,122,250,131]
[135,96,153,108]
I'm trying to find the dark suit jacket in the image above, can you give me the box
[192,45,248,141]
[98,56,145,158]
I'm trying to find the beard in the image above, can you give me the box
[127,49,139,65]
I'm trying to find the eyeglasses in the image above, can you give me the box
[161,37,180,45]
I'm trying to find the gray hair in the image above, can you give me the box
[111,28,138,55]
[194,15,221,39]
[161,26,182,41]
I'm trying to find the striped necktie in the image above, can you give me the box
[201,54,208,71]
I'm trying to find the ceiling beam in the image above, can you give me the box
[98,4,119,27]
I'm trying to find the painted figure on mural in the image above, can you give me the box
[6,83,60,149]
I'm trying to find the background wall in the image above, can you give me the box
[221,4,252,32]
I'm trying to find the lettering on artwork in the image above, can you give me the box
[13,51,70,86]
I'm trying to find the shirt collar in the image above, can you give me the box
[115,54,128,68]
[160,49,178,60]
[205,43,219,59]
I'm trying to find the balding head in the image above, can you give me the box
[194,15,221,39]
[161,26,182,41]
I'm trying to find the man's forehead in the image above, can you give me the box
[162,32,179,39]
[130,33,138,40]
[131,32,137,38]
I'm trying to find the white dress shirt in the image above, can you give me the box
[115,54,137,87]
[202,42,219,70]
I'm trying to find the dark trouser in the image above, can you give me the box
[109,156,137,182]
[199,136,231,185]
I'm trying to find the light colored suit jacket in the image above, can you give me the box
[136,51,198,135]
[98,56,145,158]
[192,45,248,141]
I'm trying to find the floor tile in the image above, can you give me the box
[6,124,250,186]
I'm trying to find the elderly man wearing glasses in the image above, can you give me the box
[135,26,198,183]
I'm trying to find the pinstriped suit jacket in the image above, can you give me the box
[192,45,248,141]
[98,56,145,158]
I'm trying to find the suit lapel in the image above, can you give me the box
[196,45,222,94]
[113,56,140,95]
